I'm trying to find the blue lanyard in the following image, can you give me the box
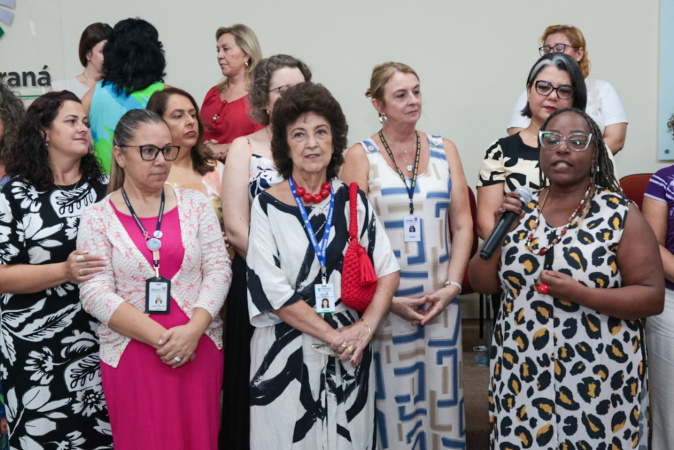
[288,178,334,285]
[379,130,421,214]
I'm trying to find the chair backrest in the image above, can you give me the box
[448,186,478,295]
[619,173,653,210]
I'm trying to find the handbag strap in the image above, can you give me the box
[349,182,359,240]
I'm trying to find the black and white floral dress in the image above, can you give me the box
[0,177,112,449]
[491,188,648,449]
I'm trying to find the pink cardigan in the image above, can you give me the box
[77,187,231,367]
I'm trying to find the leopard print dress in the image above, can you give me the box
[490,188,648,449]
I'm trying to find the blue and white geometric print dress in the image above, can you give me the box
[361,135,465,449]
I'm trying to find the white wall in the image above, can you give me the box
[0,0,665,317]
[0,0,666,181]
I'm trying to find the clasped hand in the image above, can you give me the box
[391,284,460,326]
[156,324,201,369]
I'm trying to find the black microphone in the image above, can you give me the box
[480,186,533,260]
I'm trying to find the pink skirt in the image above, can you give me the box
[101,299,223,450]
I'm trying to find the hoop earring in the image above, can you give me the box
[379,113,388,124]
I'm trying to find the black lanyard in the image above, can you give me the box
[379,130,421,214]
[121,187,165,276]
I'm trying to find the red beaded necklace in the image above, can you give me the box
[293,179,332,204]
[525,183,594,256]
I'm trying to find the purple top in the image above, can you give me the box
[645,165,674,289]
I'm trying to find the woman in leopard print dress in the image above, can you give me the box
[470,108,663,449]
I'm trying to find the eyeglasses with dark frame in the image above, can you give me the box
[534,80,574,100]
[268,84,292,94]
[538,43,577,56]
[120,145,181,161]
[539,131,593,152]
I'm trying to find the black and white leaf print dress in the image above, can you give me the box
[490,188,648,449]
[246,180,399,450]
[0,178,112,449]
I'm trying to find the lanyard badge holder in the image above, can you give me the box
[289,178,336,314]
[121,187,171,314]
[379,130,422,242]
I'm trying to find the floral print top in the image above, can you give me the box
[0,176,112,449]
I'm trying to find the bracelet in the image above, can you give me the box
[360,318,374,341]
[444,280,462,295]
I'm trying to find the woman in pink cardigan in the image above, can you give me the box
[78,109,231,450]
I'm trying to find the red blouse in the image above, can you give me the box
[200,86,264,144]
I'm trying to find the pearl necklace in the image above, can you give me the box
[525,183,593,256]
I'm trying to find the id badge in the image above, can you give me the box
[314,283,336,314]
[403,215,421,242]
[146,276,171,314]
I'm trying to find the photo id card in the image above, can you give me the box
[146,276,171,314]
[403,215,421,242]
[314,283,336,314]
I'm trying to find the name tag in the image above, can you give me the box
[403,215,421,242]
[146,277,171,314]
[315,283,336,314]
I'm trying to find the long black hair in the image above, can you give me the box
[102,18,166,95]
[5,91,103,191]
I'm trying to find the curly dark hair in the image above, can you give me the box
[270,82,347,180]
[102,18,165,96]
[0,81,25,165]
[538,108,621,194]
[521,53,587,119]
[146,87,215,176]
[5,91,103,191]
[78,22,112,67]
[249,55,312,126]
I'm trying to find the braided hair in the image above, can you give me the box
[538,108,622,194]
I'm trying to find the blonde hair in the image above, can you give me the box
[215,24,262,93]
[365,62,419,121]
[541,25,590,77]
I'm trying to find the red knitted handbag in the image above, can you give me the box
[341,183,378,312]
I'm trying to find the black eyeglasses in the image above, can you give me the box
[121,145,180,161]
[268,84,292,94]
[538,43,577,56]
[534,80,574,100]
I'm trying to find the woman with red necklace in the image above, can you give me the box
[469,108,663,448]
[246,82,400,448]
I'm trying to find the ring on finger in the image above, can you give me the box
[347,345,355,353]
[79,269,84,276]
[174,356,182,362]
[75,255,85,263]
[339,343,348,351]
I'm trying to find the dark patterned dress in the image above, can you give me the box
[246,181,399,449]
[490,188,648,449]
[0,178,112,449]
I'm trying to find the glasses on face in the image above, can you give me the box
[534,80,574,100]
[538,43,576,56]
[121,145,180,161]
[539,130,593,152]
[269,84,292,94]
